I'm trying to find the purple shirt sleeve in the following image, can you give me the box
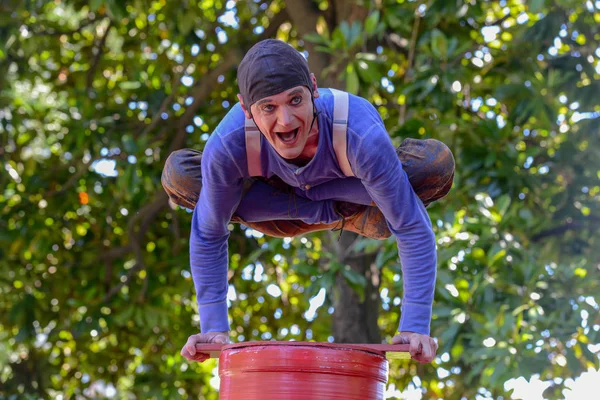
[190,132,243,333]
[350,120,437,336]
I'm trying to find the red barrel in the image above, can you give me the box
[218,342,389,400]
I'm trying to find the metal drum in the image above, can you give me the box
[218,342,389,400]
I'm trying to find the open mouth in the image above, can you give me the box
[276,128,299,144]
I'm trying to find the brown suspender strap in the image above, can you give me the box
[245,117,263,177]
[330,88,354,177]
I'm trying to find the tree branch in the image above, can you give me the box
[86,19,113,91]
[102,191,169,302]
[399,13,421,126]
[103,262,143,302]
[30,17,97,36]
[99,244,133,262]
[531,216,600,242]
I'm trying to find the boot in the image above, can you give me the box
[331,203,392,240]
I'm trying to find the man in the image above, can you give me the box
[162,39,454,364]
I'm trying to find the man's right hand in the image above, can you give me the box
[180,331,230,362]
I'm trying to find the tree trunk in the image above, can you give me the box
[330,232,382,344]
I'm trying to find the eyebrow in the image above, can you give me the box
[255,88,305,107]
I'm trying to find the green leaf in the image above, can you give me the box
[356,60,380,84]
[90,0,103,12]
[319,270,336,291]
[439,322,460,353]
[339,21,351,45]
[431,29,448,60]
[365,11,380,36]
[331,28,346,49]
[496,194,511,216]
[122,134,137,153]
[529,0,545,13]
[119,81,142,90]
[341,265,366,301]
[179,11,196,35]
[349,20,363,47]
[385,13,403,29]
[105,0,127,20]
[346,63,360,94]
[487,243,506,266]
[489,359,508,385]
[304,32,328,45]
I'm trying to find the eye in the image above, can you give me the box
[290,96,302,105]
[262,104,275,113]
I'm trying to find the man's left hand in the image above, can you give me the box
[392,331,438,363]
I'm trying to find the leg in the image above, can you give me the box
[255,138,454,240]
[302,138,454,207]
[161,149,341,238]
[396,138,454,207]
[318,138,455,240]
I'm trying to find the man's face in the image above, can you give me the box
[239,84,317,160]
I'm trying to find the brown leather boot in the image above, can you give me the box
[237,205,391,240]
[331,203,392,240]
[237,218,341,238]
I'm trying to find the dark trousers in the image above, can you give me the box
[162,138,455,238]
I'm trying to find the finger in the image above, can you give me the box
[186,341,196,356]
[181,345,210,362]
[181,347,195,361]
[409,337,422,359]
[185,336,203,356]
[421,340,433,363]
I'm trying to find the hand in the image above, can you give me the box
[180,331,231,362]
[392,331,438,364]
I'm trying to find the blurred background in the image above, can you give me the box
[0,0,599,399]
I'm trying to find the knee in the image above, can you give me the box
[161,149,203,209]
[425,140,454,201]
[424,139,455,177]
[161,149,202,189]
[401,139,454,204]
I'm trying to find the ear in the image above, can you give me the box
[310,73,319,98]
[237,94,252,119]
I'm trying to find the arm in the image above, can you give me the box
[190,133,244,333]
[352,125,437,336]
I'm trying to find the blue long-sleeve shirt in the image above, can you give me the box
[190,88,437,335]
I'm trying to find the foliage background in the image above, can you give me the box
[0,0,599,399]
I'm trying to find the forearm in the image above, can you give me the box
[356,128,437,335]
[394,217,436,335]
[190,218,231,333]
[374,182,437,335]
[190,138,243,332]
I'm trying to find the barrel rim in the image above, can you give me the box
[221,341,387,357]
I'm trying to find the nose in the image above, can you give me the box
[277,106,293,127]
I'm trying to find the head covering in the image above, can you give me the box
[237,39,313,108]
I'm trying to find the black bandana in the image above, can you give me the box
[237,39,313,108]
